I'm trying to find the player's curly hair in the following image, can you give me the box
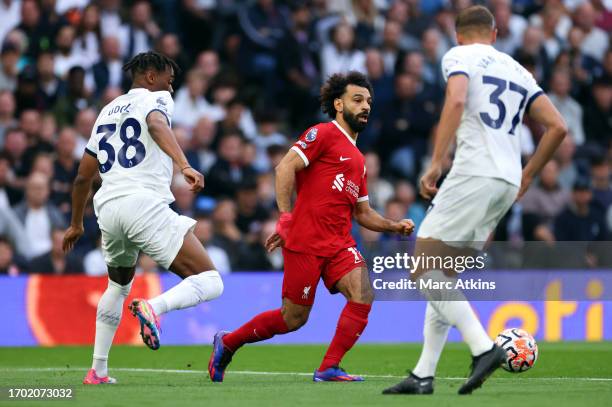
[320,71,373,119]
[122,51,180,77]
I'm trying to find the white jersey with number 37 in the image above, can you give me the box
[85,88,175,213]
[442,43,543,187]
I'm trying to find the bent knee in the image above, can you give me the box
[281,307,310,331]
[186,270,224,302]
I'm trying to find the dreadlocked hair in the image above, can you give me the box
[319,71,373,119]
[122,51,180,77]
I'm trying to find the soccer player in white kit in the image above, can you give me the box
[383,6,567,395]
[63,52,224,384]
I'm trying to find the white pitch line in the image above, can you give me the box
[1,367,612,382]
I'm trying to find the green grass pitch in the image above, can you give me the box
[0,343,611,406]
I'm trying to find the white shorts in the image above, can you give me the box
[417,174,518,249]
[96,195,196,269]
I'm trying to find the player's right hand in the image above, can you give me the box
[419,166,442,200]
[62,225,84,253]
[182,167,204,192]
[264,232,284,252]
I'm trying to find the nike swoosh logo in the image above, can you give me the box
[340,157,351,161]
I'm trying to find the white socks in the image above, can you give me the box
[412,302,451,378]
[149,271,223,316]
[92,278,132,377]
[413,270,493,378]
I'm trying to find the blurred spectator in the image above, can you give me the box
[99,0,121,39]
[0,237,21,275]
[17,0,53,59]
[573,2,609,63]
[188,117,217,174]
[0,0,21,46]
[14,172,67,258]
[235,179,270,234]
[210,198,242,269]
[321,22,366,81]
[376,20,404,76]
[548,68,585,145]
[90,36,127,98]
[583,76,612,147]
[118,0,161,60]
[521,160,571,241]
[72,108,96,158]
[155,33,189,89]
[2,127,28,177]
[206,133,258,197]
[421,27,444,88]
[21,109,54,175]
[195,50,221,82]
[83,237,106,276]
[36,51,63,109]
[256,172,276,211]
[53,66,91,126]
[591,157,612,211]
[514,25,550,84]
[364,151,393,212]
[277,1,320,130]
[0,90,17,145]
[73,3,102,69]
[235,218,283,271]
[394,180,426,230]
[554,179,608,242]
[193,215,231,274]
[173,68,221,129]
[252,110,287,173]
[554,136,578,191]
[0,152,23,206]
[52,127,78,214]
[29,228,83,273]
[171,174,195,217]
[0,205,29,259]
[539,6,564,65]
[492,0,527,56]
[53,25,83,79]
[0,44,20,92]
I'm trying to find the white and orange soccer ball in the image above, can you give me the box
[495,328,539,373]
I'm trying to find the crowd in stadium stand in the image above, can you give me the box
[0,0,610,275]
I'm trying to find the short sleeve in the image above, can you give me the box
[358,165,368,202]
[441,47,471,82]
[523,69,544,113]
[145,91,175,126]
[290,126,328,167]
[85,123,99,157]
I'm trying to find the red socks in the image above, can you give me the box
[222,309,289,352]
[319,302,372,371]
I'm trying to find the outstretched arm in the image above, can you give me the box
[518,95,567,199]
[147,110,204,192]
[63,152,98,252]
[354,200,414,235]
[420,74,468,199]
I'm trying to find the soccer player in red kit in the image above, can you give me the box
[208,71,415,382]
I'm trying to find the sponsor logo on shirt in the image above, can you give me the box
[305,128,317,142]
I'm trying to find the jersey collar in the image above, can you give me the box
[128,88,150,94]
[332,120,357,146]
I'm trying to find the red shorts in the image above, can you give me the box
[281,246,366,306]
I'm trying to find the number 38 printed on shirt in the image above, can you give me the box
[96,118,146,173]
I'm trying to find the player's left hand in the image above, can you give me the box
[182,167,205,192]
[394,219,415,236]
[63,225,84,253]
[264,232,284,252]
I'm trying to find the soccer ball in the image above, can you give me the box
[494,328,538,373]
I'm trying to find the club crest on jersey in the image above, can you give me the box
[297,141,308,149]
[305,128,317,142]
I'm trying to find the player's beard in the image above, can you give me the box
[343,110,368,133]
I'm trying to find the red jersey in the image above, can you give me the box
[285,120,368,257]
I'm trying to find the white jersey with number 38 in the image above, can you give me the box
[441,43,543,187]
[85,88,175,213]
